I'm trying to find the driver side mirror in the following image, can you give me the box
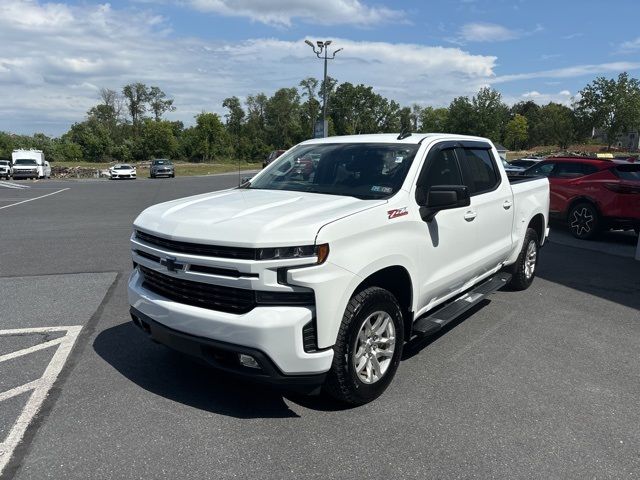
[417,185,470,222]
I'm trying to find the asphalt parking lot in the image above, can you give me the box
[1,175,639,479]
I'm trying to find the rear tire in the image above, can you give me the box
[323,287,404,406]
[568,202,600,240]
[506,228,539,291]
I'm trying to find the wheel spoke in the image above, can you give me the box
[355,356,368,374]
[370,355,382,378]
[370,313,383,333]
[376,349,393,358]
[375,316,390,335]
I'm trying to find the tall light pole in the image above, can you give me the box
[305,39,342,138]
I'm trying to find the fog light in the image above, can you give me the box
[239,353,260,369]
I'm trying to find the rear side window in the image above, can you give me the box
[457,148,500,195]
[552,162,598,178]
[613,164,640,181]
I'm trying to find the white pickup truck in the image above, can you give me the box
[129,134,549,405]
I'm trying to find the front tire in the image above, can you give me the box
[568,202,600,239]
[324,287,404,406]
[506,228,539,291]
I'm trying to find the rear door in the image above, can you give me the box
[456,144,514,273]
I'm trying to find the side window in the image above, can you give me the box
[418,149,463,190]
[552,162,597,178]
[529,162,555,177]
[458,148,500,195]
[416,148,463,204]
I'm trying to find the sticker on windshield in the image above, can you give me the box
[387,207,408,219]
[371,186,393,194]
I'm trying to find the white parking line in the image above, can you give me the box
[0,326,82,476]
[0,188,68,211]
[0,181,30,190]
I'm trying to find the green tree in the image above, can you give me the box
[122,83,150,131]
[64,121,113,162]
[299,77,321,138]
[419,107,449,132]
[504,114,529,150]
[446,96,475,135]
[575,72,640,148]
[140,120,178,159]
[193,112,229,162]
[265,88,302,148]
[148,86,176,122]
[533,103,576,149]
[472,87,509,141]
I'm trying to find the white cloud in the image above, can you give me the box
[619,37,640,53]
[506,89,574,106]
[185,0,405,26]
[0,0,496,135]
[493,62,640,83]
[457,22,520,42]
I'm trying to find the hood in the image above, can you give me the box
[134,188,385,247]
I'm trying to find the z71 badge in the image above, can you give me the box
[387,207,408,219]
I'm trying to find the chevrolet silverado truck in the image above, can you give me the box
[129,134,550,405]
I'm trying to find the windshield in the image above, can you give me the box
[114,165,132,170]
[249,143,419,199]
[14,159,38,166]
[0,161,9,166]
[153,160,171,165]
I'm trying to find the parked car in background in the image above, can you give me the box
[11,149,50,179]
[510,157,544,169]
[0,160,12,179]
[109,164,137,180]
[150,159,175,178]
[501,159,526,174]
[263,149,286,168]
[524,157,640,238]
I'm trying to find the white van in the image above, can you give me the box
[11,150,51,179]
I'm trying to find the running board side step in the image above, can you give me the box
[412,273,512,336]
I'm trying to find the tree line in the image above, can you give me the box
[1,73,639,163]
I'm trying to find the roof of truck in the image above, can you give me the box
[300,133,493,146]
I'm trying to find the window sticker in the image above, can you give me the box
[371,185,393,193]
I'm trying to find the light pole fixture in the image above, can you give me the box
[304,39,342,138]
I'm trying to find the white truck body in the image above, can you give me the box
[128,133,550,403]
[11,150,51,179]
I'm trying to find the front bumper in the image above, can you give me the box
[12,170,37,178]
[128,268,334,378]
[130,307,327,388]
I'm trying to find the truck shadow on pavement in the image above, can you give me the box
[93,322,348,418]
[536,242,640,311]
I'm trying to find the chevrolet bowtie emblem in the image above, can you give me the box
[160,256,185,272]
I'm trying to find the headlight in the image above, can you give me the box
[257,244,329,263]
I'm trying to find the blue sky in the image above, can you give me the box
[1,0,640,135]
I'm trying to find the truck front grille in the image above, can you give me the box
[140,265,256,314]
[139,266,314,314]
[136,230,257,260]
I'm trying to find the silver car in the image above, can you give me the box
[150,159,175,179]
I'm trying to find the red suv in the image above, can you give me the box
[524,157,640,239]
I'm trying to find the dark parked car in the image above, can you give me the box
[263,150,286,169]
[524,157,640,239]
[150,159,175,178]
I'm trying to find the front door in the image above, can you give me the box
[414,144,479,311]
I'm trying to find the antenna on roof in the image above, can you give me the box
[397,130,412,140]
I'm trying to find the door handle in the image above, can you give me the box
[502,200,513,210]
[463,211,477,222]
